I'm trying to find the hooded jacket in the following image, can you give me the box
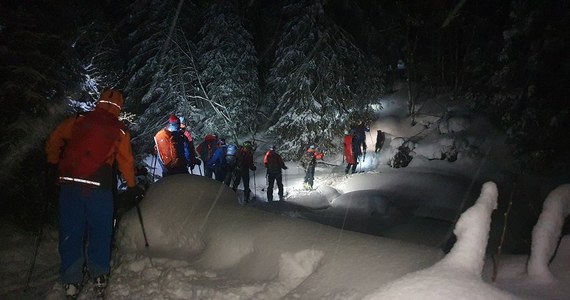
[46,89,136,188]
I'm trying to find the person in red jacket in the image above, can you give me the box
[264,145,287,201]
[344,132,362,174]
[231,141,257,202]
[154,115,192,177]
[46,89,141,298]
[179,116,201,171]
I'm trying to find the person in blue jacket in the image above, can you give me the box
[205,138,227,182]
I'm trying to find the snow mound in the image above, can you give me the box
[527,184,570,282]
[116,174,237,257]
[117,175,443,298]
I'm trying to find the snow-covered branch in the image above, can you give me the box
[527,184,570,282]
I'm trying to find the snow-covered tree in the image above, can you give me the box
[195,2,261,142]
[265,0,384,159]
[121,0,201,154]
[466,0,570,172]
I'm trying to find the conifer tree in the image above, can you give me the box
[195,2,260,141]
[121,0,200,153]
[265,0,384,158]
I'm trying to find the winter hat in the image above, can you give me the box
[167,114,180,132]
[96,89,124,117]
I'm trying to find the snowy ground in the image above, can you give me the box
[1,86,569,299]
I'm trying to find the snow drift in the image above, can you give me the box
[117,174,442,299]
[364,182,517,299]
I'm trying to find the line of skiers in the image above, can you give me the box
[152,114,335,198]
[153,115,390,194]
[153,114,262,202]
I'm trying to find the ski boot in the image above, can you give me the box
[64,282,82,300]
[94,274,108,299]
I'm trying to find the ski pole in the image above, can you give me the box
[24,197,50,290]
[151,154,158,182]
[253,170,256,193]
[135,196,149,248]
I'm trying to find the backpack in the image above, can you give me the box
[59,109,123,179]
[155,130,186,168]
[300,151,315,169]
[198,135,218,163]
[266,150,282,172]
[225,144,238,167]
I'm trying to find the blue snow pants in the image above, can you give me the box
[58,183,113,284]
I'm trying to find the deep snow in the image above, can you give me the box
[1,86,569,299]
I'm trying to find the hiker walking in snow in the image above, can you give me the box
[231,141,257,202]
[46,89,143,299]
[344,132,362,174]
[154,115,192,177]
[196,134,219,179]
[264,145,287,201]
[353,121,370,153]
[375,129,386,153]
[179,116,201,172]
[300,145,324,190]
[204,138,228,182]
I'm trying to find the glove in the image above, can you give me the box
[125,185,145,205]
[282,166,288,170]
[251,165,257,171]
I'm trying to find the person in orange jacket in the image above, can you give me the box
[300,145,324,189]
[45,89,141,299]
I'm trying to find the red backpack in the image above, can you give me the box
[59,109,123,179]
[198,135,218,162]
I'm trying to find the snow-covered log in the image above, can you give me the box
[527,184,570,282]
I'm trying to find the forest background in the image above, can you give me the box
[0,0,568,229]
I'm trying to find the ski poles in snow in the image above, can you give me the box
[151,154,158,182]
[253,170,257,195]
[25,197,50,290]
[135,195,149,248]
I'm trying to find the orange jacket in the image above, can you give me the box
[46,111,136,188]
[306,148,325,160]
